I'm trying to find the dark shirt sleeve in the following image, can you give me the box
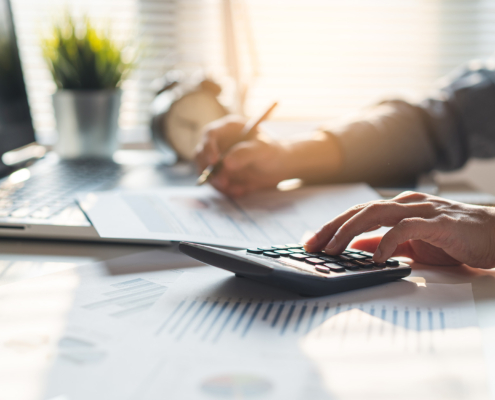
[320,62,495,186]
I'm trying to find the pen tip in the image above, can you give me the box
[196,171,209,186]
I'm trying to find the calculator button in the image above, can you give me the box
[346,253,368,260]
[338,255,354,262]
[386,259,400,266]
[343,249,362,254]
[306,252,325,257]
[272,245,288,250]
[263,251,280,258]
[289,253,308,260]
[324,263,345,272]
[274,250,291,256]
[305,258,325,265]
[360,251,373,257]
[362,258,380,266]
[247,248,263,254]
[315,265,330,274]
[337,261,360,270]
[285,244,303,249]
[319,254,340,262]
[258,247,274,251]
[289,248,305,254]
[354,260,374,268]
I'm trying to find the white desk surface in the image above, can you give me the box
[2,172,495,398]
[2,237,495,396]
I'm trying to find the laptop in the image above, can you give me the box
[0,0,180,242]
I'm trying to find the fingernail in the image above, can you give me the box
[324,237,337,252]
[374,248,382,260]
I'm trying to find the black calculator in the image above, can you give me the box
[179,242,411,296]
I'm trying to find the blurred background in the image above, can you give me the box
[8,0,495,191]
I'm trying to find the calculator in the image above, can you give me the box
[178,242,411,296]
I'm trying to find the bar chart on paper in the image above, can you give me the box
[93,274,487,400]
[154,294,460,353]
[82,278,169,318]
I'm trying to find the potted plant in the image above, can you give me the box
[42,16,133,159]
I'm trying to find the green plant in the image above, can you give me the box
[42,16,133,90]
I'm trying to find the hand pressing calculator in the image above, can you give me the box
[179,242,411,296]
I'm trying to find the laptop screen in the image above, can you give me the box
[0,0,36,174]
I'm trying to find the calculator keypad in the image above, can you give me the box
[274,249,292,256]
[249,245,400,276]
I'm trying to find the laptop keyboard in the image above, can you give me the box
[0,159,122,220]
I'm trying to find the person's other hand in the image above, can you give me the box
[195,115,292,197]
[304,191,495,269]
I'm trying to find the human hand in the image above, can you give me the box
[304,191,495,269]
[195,115,292,197]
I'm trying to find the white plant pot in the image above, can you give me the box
[53,89,121,159]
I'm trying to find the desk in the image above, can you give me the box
[2,157,495,399]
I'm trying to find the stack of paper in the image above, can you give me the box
[0,249,203,400]
[78,184,381,247]
[91,270,489,400]
[1,255,490,400]
[1,183,491,400]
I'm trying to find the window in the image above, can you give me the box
[10,0,495,143]
[193,0,495,119]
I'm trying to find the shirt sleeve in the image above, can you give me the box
[320,62,495,186]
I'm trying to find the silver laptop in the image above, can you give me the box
[0,0,183,242]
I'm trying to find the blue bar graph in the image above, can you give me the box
[262,303,274,321]
[306,305,318,333]
[177,300,208,340]
[213,301,240,342]
[272,304,285,327]
[321,304,330,324]
[281,305,296,335]
[156,300,185,335]
[194,300,219,333]
[294,305,307,333]
[203,301,230,340]
[233,302,251,331]
[242,302,262,338]
[169,300,197,334]
[154,297,454,346]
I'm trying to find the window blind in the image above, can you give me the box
[201,0,495,119]
[9,0,495,143]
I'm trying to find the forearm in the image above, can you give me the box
[279,130,344,184]
[319,100,437,186]
[276,99,438,187]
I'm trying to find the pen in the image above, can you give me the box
[196,101,278,186]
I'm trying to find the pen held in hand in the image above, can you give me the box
[196,101,278,186]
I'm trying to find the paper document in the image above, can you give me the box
[0,249,204,400]
[93,270,489,400]
[78,184,380,247]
